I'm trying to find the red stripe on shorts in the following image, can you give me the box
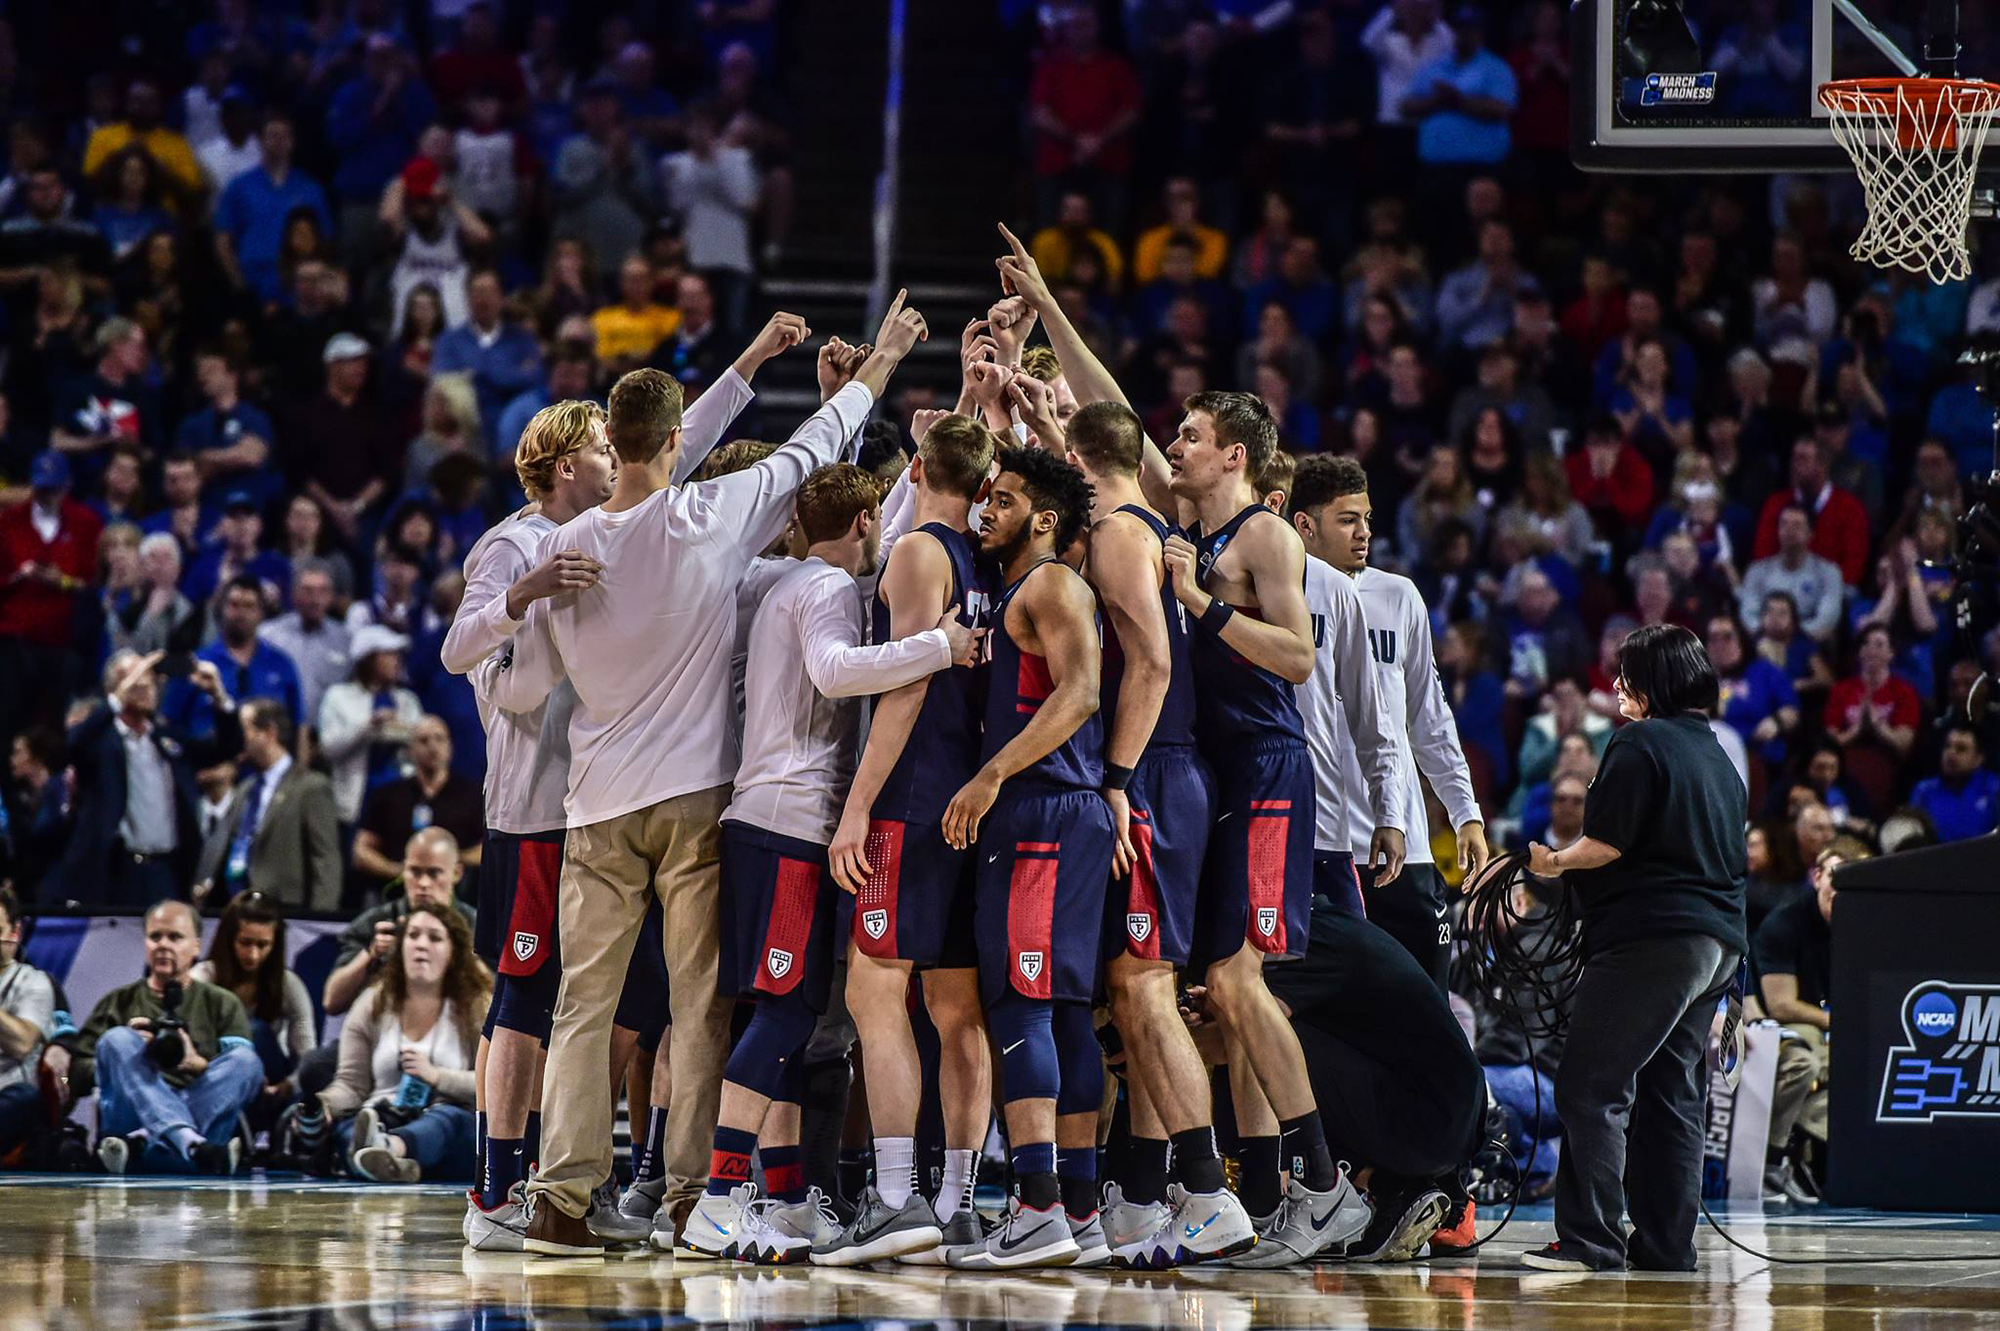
[1124,808,1162,961]
[1007,842,1058,1000]
[1246,810,1290,955]
[755,856,822,996]
[855,820,905,957]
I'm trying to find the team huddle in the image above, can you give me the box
[444,226,1495,1272]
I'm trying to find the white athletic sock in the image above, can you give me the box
[874,1136,916,1208]
[936,1148,978,1221]
[166,1125,203,1157]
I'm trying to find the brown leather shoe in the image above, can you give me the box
[524,1194,606,1256]
[665,1193,698,1243]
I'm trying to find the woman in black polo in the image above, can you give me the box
[1521,624,1748,1273]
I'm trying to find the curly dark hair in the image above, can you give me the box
[379,904,492,1053]
[996,444,1095,552]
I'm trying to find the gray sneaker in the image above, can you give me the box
[899,1208,982,1265]
[620,1175,667,1224]
[587,1178,653,1243]
[809,1187,943,1266]
[1229,1173,1371,1268]
[945,1197,1078,1270]
[1102,1182,1172,1267]
[758,1187,844,1248]
[466,1182,529,1252]
[1067,1211,1111,1267]
[352,1142,420,1183]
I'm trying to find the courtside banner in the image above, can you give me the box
[1702,1021,1780,1201]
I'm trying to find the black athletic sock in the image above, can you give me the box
[1125,1136,1169,1206]
[1014,1141,1061,1210]
[1170,1126,1227,1195]
[1279,1112,1338,1193]
[524,1111,542,1172]
[1238,1135,1282,1217]
[837,1147,871,1207]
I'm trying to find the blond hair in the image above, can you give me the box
[514,399,607,499]
[1021,344,1062,383]
[424,372,482,439]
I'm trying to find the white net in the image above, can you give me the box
[1820,79,2000,285]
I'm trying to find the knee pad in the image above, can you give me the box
[986,990,1058,1106]
[1052,1002,1104,1116]
[492,968,559,1042]
[722,994,817,1101]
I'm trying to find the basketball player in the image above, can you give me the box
[1252,452,1408,920]
[1037,389,1255,1269]
[938,446,1113,1269]
[492,294,929,1258]
[1161,392,1370,1266]
[814,413,999,1266]
[442,318,801,1249]
[1287,455,1489,986]
[680,463,979,1261]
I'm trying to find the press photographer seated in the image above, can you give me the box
[291,903,490,1184]
[72,900,261,1175]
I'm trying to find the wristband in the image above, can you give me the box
[1103,763,1134,792]
[1198,599,1235,634]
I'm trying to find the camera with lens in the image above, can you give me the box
[144,980,192,1071]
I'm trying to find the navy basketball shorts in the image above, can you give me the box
[1106,744,1215,967]
[852,812,978,969]
[1313,849,1367,919]
[614,898,672,1051]
[1192,740,1316,971]
[473,829,565,975]
[718,820,851,1015]
[974,785,1115,1006]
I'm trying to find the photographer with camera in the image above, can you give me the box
[288,902,489,1183]
[71,900,261,1174]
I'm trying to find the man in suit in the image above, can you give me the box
[194,697,342,912]
[51,650,241,909]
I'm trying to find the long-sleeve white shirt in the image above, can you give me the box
[1359,4,1453,125]
[725,557,953,844]
[1340,567,1482,862]
[439,368,754,834]
[492,381,877,826]
[1298,555,1404,854]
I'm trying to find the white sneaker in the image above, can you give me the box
[97,1135,131,1176]
[619,1174,667,1224]
[587,1178,652,1243]
[353,1142,421,1183]
[1229,1172,1369,1267]
[680,1184,810,1264]
[944,1197,1078,1269]
[467,1182,529,1252]
[650,1204,679,1253]
[1120,1183,1257,1268]
[462,1193,477,1246]
[1102,1182,1172,1267]
[759,1187,843,1248]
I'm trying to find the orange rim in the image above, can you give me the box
[1819,78,2000,151]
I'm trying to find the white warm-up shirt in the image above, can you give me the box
[493,381,876,826]
[1339,567,1482,863]
[1297,555,1404,854]
[440,368,755,833]
[725,557,953,844]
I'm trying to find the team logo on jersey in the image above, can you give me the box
[1877,982,2000,1123]
[1018,951,1044,982]
[861,909,888,940]
[1255,907,1278,937]
[766,949,794,979]
[513,932,539,962]
[1126,913,1153,943]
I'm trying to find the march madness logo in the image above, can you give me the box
[1640,72,1716,105]
[1877,982,2000,1123]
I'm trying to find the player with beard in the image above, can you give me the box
[1026,385,1255,1269]
[937,445,1113,1269]
[1162,391,1368,1267]
[815,413,1000,1266]
[680,463,979,1261]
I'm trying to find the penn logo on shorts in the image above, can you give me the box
[766,948,794,979]
[1256,907,1278,937]
[861,909,888,939]
[512,931,539,963]
[1018,950,1044,982]
[1126,913,1153,943]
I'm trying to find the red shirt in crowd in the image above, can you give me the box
[1752,484,1871,586]
[1823,673,1921,734]
[1029,49,1141,176]
[0,497,102,647]
[1566,442,1655,528]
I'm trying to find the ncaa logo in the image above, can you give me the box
[1255,907,1278,937]
[766,949,794,979]
[1913,991,1958,1038]
[861,909,888,940]
[1018,951,1044,982]
[512,932,539,962]
[1126,913,1152,943]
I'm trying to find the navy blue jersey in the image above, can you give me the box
[1188,504,1308,750]
[1100,504,1199,753]
[872,522,992,822]
[982,560,1104,791]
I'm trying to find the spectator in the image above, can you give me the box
[193,698,342,912]
[1609,338,1695,462]
[1261,15,1370,238]
[1564,415,1654,534]
[0,167,111,298]
[1029,191,1125,289]
[6,731,69,894]
[295,898,487,1183]
[592,255,680,376]
[382,158,490,334]
[1494,567,1589,700]
[0,886,58,1157]
[0,452,102,742]
[452,85,533,236]
[318,625,423,828]
[188,890,317,1130]
[1400,6,1518,171]
[1752,437,1871,587]
[429,2,526,115]
[1497,452,1594,568]
[552,77,657,285]
[1909,725,2000,843]
[496,346,598,470]
[287,334,395,547]
[348,541,429,637]
[320,828,475,1017]
[402,375,483,497]
[165,575,304,739]
[1753,590,1834,694]
[1243,235,1339,344]
[1132,177,1229,285]
[275,496,358,602]
[195,88,261,196]
[648,272,731,396]
[51,318,156,491]
[88,148,173,264]
[1361,0,1454,131]
[1740,504,1845,642]
[132,450,197,558]
[610,40,681,150]
[352,715,483,892]
[324,35,437,234]
[1448,342,1556,452]
[432,271,543,455]
[660,104,760,334]
[1752,232,1837,348]
[1436,221,1536,353]
[1825,624,1920,762]
[1516,680,1611,795]
[1707,612,1799,769]
[1135,233,1235,342]
[214,114,332,306]
[181,493,292,611]
[1755,843,1845,1206]
[1236,301,1321,405]
[81,78,202,207]
[72,899,260,1175]
[260,560,353,725]
[1400,444,1486,562]
[1813,398,1883,530]
[1027,6,1141,231]
[177,352,279,517]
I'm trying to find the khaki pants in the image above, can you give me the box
[525,785,732,1219]
[1770,1023,1830,1149]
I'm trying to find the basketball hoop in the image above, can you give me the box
[1819,77,2000,284]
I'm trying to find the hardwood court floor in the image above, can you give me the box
[4,1176,2000,1330]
